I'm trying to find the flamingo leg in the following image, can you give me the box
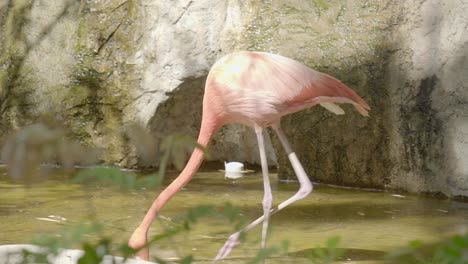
[215,121,313,261]
[255,125,273,250]
[271,122,313,212]
[215,125,273,260]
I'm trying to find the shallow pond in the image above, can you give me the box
[1,167,468,263]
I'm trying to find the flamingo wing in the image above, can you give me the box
[210,51,370,118]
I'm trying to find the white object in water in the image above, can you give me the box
[36,215,67,223]
[224,162,246,179]
[0,244,156,264]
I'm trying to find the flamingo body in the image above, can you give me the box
[204,51,369,128]
[129,51,370,261]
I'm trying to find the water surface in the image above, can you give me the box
[1,168,467,263]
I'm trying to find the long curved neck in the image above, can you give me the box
[139,116,219,231]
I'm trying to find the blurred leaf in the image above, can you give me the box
[168,205,216,233]
[123,122,159,166]
[328,236,339,247]
[19,249,49,264]
[308,236,345,263]
[32,222,104,258]
[73,166,137,190]
[180,255,193,264]
[280,240,290,255]
[136,173,163,189]
[387,233,468,264]
[409,240,423,249]
[223,202,241,222]
[161,133,206,171]
[116,243,139,261]
[78,239,110,264]
[149,224,185,243]
[73,166,164,191]
[185,205,215,224]
[78,244,101,264]
[247,246,278,264]
[451,235,468,248]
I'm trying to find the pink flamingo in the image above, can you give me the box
[128,51,370,261]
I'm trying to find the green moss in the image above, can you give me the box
[0,0,32,131]
[60,0,140,163]
[72,50,101,89]
[314,0,330,10]
[313,0,330,17]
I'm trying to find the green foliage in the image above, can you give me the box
[247,247,279,264]
[73,166,162,191]
[386,234,468,264]
[245,240,290,264]
[18,249,49,264]
[433,235,468,263]
[22,199,248,263]
[287,236,346,263]
[33,223,104,255]
[78,239,111,264]
[179,255,193,264]
[309,236,345,263]
[16,223,109,263]
[222,201,247,230]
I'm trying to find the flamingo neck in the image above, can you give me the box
[139,117,219,231]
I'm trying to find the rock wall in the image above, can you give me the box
[1,0,142,164]
[0,0,80,131]
[255,1,394,189]
[386,0,468,197]
[130,0,277,165]
[1,0,467,197]
[272,0,468,198]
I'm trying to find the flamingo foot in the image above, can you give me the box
[128,227,149,261]
[215,232,241,261]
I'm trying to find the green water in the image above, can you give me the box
[1,168,468,263]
